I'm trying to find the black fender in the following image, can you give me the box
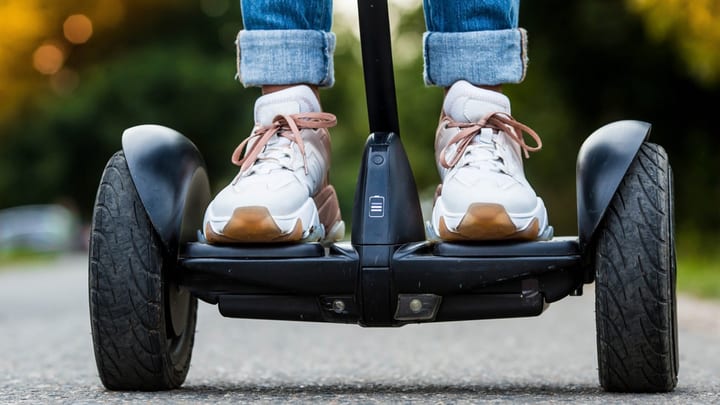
[122,125,211,254]
[576,120,651,250]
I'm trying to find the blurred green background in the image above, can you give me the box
[0,0,718,297]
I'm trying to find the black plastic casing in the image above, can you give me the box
[576,120,651,249]
[122,125,211,255]
[351,133,425,326]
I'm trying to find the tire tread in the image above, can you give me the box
[89,152,195,391]
[595,142,678,392]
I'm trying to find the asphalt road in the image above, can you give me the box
[1,254,718,404]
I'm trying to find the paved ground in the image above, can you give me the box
[0,254,718,404]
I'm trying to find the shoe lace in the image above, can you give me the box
[231,112,337,175]
[438,112,542,169]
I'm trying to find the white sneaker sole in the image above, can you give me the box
[205,198,322,243]
[205,197,345,245]
[432,197,553,241]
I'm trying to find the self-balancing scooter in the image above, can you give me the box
[89,0,678,392]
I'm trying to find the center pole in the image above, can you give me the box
[357,0,400,136]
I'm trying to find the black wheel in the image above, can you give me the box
[89,151,197,391]
[594,142,678,392]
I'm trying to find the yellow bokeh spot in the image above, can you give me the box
[627,0,720,84]
[64,14,93,44]
[33,44,65,75]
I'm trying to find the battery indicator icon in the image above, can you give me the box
[369,196,385,218]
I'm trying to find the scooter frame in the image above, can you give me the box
[90,0,678,393]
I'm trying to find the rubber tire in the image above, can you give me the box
[89,151,197,391]
[594,142,678,392]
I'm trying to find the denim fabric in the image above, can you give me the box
[238,0,335,87]
[241,0,332,31]
[423,28,527,86]
[423,0,526,86]
[423,0,518,32]
[238,30,336,87]
[237,0,526,88]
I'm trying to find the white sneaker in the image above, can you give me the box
[203,85,344,244]
[431,80,553,241]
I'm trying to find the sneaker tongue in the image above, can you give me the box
[472,130,494,145]
[443,80,511,123]
[254,85,321,126]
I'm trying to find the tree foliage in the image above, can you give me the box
[0,0,191,122]
[628,0,720,85]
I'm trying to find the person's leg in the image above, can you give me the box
[204,0,344,244]
[238,0,335,89]
[424,0,552,241]
[423,0,525,87]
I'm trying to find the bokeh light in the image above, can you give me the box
[63,14,93,44]
[32,44,65,75]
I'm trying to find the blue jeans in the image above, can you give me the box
[238,0,525,88]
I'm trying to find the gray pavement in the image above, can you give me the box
[0,254,718,404]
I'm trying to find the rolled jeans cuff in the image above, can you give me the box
[237,29,336,88]
[423,28,528,87]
